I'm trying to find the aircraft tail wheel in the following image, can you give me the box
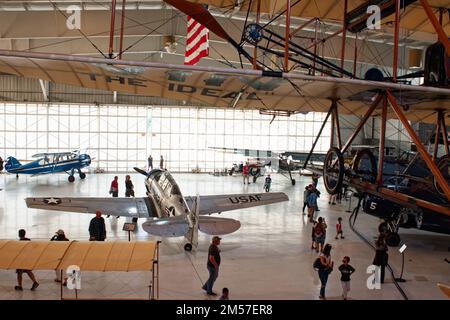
[68,175,75,182]
[433,155,450,198]
[132,217,138,223]
[385,232,401,247]
[291,179,296,186]
[184,243,193,251]
[352,149,377,183]
[79,172,86,179]
[323,147,345,195]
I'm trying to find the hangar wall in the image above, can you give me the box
[0,102,331,172]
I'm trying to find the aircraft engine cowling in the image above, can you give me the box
[142,217,189,237]
[198,216,241,235]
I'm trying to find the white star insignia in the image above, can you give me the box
[44,197,61,205]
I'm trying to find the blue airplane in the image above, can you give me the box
[5,151,91,182]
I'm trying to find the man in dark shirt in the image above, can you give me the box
[15,229,39,291]
[89,211,106,241]
[202,236,221,296]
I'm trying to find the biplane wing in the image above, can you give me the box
[0,50,449,123]
[184,0,450,35]
[32,152,76,158]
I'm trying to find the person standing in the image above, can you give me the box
[335,217,344,239]
[317,243,333,300]
[302,186,310,215]
[312,173,319,187]
[107,176,119,218]
[264,175,272,192]
[242,162,250,185]
[51,229,69,285]
[15,229,39,291]
[202,236,221,296]
[373,234,388,284]
[125,175,135,197]
[160,155,164,169]
[109,176,119,198]
[314,217,327,253]
[338,256,355,300]
[0,156,3,172]
[148,155,153,171]
[307,186,318,222]
[89,211,107,241]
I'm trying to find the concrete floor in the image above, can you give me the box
[0,172,449,300]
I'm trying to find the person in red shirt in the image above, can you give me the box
[242,162,250,184]
[335,217,344,239]
[107,176,119,218]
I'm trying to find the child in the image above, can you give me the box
[338,256,355,300]
[264,175,272,192]
[335,217,344,239]
[311,220,317,250]
[219,287,229,300]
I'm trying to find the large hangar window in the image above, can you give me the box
[0,103,330,172]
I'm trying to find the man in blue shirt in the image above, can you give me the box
[308,186,318,223]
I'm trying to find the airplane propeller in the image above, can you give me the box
[134,167,149,176]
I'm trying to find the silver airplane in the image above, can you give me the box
[25,168,289,251]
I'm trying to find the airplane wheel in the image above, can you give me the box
[323,147,344,194]
[68,175,75,182]
[79,172,86,179]
[433,155,450,198]
[16,174,19,179]
[291,179,296,186]
[184,243,192,252]
[132,217,138,223]
[385,232,401,247]
[352,149,377,183]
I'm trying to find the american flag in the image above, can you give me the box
[184,16,209,65]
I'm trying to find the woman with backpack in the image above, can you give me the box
[314,217,327,253]
[317,243,333,300]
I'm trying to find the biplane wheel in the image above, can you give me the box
[68,175,75,183]
[385,232,401,247]
[132,217,138,223]
[291,179,296,186]
[79,172,86,179]
[323,147,345,195]
[433,155,450,198]
[184,243,192,252]
[352,149,377,183]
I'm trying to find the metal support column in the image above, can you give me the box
[377,95,387,185]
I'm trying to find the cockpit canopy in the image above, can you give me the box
[150,169,182,196]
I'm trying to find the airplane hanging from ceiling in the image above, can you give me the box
[25,168,289,251]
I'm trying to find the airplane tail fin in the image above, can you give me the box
[5,156,21,171]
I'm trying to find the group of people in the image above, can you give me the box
[147,155,164,171]
[13,228,69,291]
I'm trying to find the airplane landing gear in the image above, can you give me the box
[323,147,344,194]
[79,172,86,179]
[132,217,138,223]
[434,155,450,198]
[16,174,19,179]
[184,243,192,251]
[291,179,295,186]
[68,175,75,182]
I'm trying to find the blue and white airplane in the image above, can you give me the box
[5,151,91,182]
